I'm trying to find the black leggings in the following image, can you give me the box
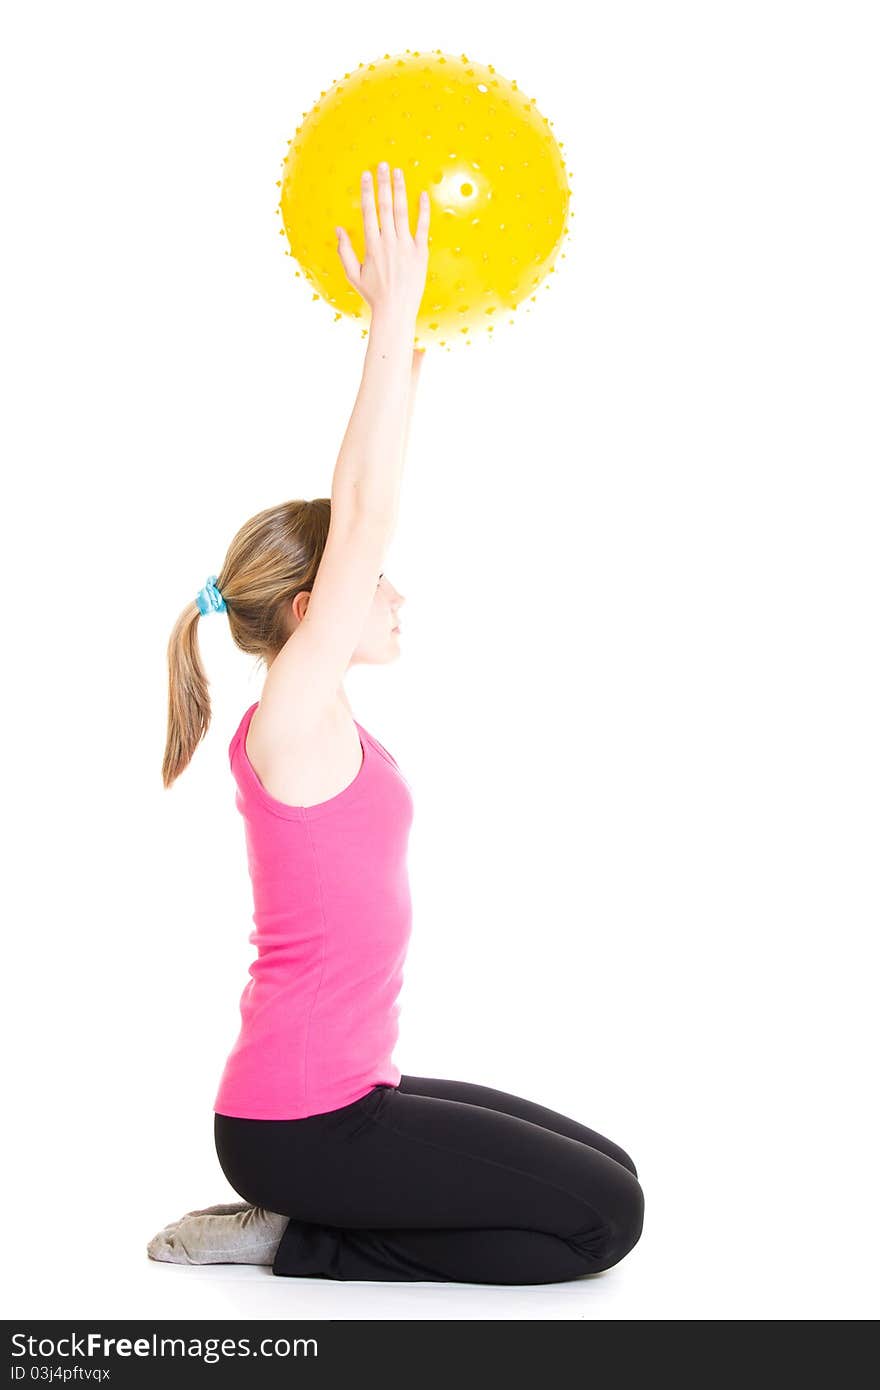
[214,1074,644,1285]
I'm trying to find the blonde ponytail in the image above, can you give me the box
[162,601,214,788]
[162,497,332,788]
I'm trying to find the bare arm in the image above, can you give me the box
[402,347,426,466]
[332,166,430,527]
[254,166,430,735]
[331,312,416,527]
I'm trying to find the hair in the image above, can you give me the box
[162,497,332,789]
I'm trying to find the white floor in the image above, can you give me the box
[11,1206,876,1321]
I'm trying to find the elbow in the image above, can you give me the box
[332,487,396,535]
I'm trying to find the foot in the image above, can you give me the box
[181,1200,252,1221]
[147,1206,289,1265]
[151,1200,252,1245]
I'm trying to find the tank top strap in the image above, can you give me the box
[229,701,259,765]
[359,723,401,771]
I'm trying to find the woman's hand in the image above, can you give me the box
[335,163,430,323]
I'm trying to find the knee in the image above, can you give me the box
[568,1168,644,1276]
[598,1174,644,1270]
[608,1141,639,1179]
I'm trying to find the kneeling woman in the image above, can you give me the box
[149,162,644,1284]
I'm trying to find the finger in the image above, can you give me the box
[335,226,361,286]
[360,170,380,253]
[376,161,394,235]
[414,189,431,248]
[392,166,410,238]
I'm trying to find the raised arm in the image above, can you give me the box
[331,169,430,528]
[255,164,430,738]
[402,347,426,465]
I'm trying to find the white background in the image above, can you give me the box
[3,0,877,1321]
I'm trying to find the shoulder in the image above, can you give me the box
[244,699,364,811]
[247,695,347,754]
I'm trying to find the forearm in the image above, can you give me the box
[401,348,424,464]
[332,311,416,524]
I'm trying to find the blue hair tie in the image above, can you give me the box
[195,575,227,616]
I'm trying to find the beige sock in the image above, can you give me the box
[147,1206,289,1265]
[183,1200,252,1218]
[151,1200,252,1245]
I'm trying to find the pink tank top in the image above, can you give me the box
[213,701,414,1119]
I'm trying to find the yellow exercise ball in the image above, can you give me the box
[278,49,573,349]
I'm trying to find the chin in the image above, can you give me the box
[359,643,401,667]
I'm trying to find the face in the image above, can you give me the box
[353,572,405,666]
[291,572,405,668]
